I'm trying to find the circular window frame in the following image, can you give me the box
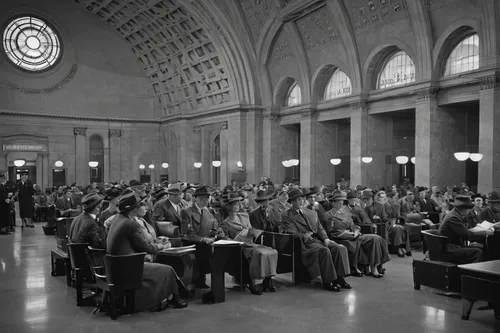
[1,13,64,74]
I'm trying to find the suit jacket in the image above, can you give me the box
[479,207,500,223]
[364,201,387,223]
[345,204,372,226]
[0,181,13,228]
[68,212,106,249]
[282,207,328,242]
[466,207,482,228]
[249,206,281,232]
[439,208,478,247]
[152,198,182,226]
[107,213,159,256]
[324,206,359,238]
[268,199,291,212]
[56,196,79,217]
[181,204,218,242]
[400,198,418,219]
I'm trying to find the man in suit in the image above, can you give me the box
[68,193,106,249]
[479,192,500,223]
[438,195,490,264]
[466,193,483,228]
[0,172,13,234]
[181,186,221,288]
[249,189,281,232]
[152,183,183,226]
[282,189,351,292]
[416,186,438,226]
[56,187,80,217]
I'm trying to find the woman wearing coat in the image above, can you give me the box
[107,192,187,311]
[219,193,278,295]
[16,172,34,228]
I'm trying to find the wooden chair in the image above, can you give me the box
[86,247,108,314]
[104,253,146,320]
[421,229,449,261]
[67,242,92,306]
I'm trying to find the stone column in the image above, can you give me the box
[315,121,337,186]
[108,129,122,182]
[246,109,263,184]
[36,154,43,187]
[176,120,192,183]
[219,121,229,187]
[478,74,500,193]
[350,102,367,187]
[73,127,87,186]
[415,88,465,188]
[300,109,318,187]
[42,153,49,189]
[262,113,281,183]
[200,126,211,185]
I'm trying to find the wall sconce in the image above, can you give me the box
[411,157,415,164]
[454,152,470,161]
[236,161,243,168]
[162,163,169,168]
[330,158,341,165]
[14,159,26,167]
[361,157,373,163]
[194,162,202,168]
[212,160,221,167]
[88,161,99,168]
[395,156,409,164]
[148,164,155,169]
[139,164,145,170]
[54,160,64,167]
[469,153,483,162]
[289,159,299,166]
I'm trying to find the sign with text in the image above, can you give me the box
[2,144,48,152]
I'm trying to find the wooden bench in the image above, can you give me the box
[51,248,72,286]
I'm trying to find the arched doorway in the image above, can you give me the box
[89,135,104,184]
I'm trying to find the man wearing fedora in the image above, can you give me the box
[152,183,184,227]
[268,187,291,213]
[282,189,351,292]
[249,189,281,232]
[181,185,222,288]
[107,192,187,311]
[68,193,106,249]
[479,192,500,223]
[438,195,493,264]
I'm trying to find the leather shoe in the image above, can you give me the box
[263,277,277,292]
[247,283,262,295]
[350,271,364,277]
[168,294,188,309]
[377,266,386,274]
[323,283,341,292]
[337,278,352,289]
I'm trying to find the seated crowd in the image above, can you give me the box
[2,173,500,314]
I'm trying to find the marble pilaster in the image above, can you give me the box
[108,129,122,182]
[262,113,281,182]
[350,102,367,187]
[219,121,229,187]
[300,109,317,187]
[42,153,49,189]
[245,109,263,184]
[73,127,87,186]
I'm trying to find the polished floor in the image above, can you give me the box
[0,223,499,333]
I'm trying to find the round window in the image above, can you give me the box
[2,15,62,72]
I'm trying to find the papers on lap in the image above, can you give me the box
[471,221,500,232]
[160,245,196,253]
[213,239,244,246]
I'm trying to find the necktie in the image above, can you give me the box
[299,210,305,219]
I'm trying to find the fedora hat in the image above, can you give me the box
[153,188,168,200]
[361,189,374,198]
[167,183,183,195]
[104,187,122,201]
[254,189,274,202]
[346,191,358,200]
[416,186,427,193]
[332,191,347,201]
[117,192,148,213]
[194,185,211,197]
[81,193,103,211]
[129,179,144,188]
[304,187,318,197]
[453,195,474,209]
[487,192,500,203]
[225,193,243,204]
[287,189,305,203]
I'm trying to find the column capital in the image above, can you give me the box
[480,74,500,90]
[73,127,87,136]
[263,113,281,121]
[349,100,367,111]
[300,108,317,118]
[193,125,202,134]
[109,129,122,137]
[415,87,439,100]
[220,121,228,130]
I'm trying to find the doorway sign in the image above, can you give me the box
[2,144,48,152]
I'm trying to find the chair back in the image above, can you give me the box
[55,218,73,251]
[86,246,107,276]
[67,243,90,270]
[272,233,294,256]
[422,230,448,261]
[104,253,146,290]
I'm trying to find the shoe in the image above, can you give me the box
[323,282,341,292]
[397,249,405,258]
[263,277,277,292]
[337,278,352,289]
[168,294,188,309]
[377,266,386,274]
[406,251,412,256]
[30,224,35,228]
[350,271,364,277]
[247,283,262,295]
[372,274,384,278]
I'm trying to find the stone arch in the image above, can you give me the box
[432,19,480,81]
[274,77,299,108]
[311,62,353,103]
[363,41,418,92]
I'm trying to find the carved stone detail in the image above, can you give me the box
[240,0,279,43]
[350,101,367,111]
[296,6,340,51]
[193,125,202,133]
[416,88,438,100]
[109,129,122,137]
[0,64,78,94]
[480,75,500,90]
[301,109,317,118]
[73,127,87,136]
[271,29,294,63]
[220,121,228,130]
[345,0,407,34]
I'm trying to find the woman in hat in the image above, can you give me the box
[107,192,187,311]
[68,193,106,249]
[99,187,123,225]
[219,193,278,295]
[135,199,160,262]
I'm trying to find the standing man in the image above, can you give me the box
[0,173,13,234]
[16,172,35,228]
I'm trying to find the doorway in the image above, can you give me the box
[8,165,36,184]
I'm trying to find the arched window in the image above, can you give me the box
[444,34,479,76]
[377,51,415,89]
[324,69,352,100]
[89,135,104,183]
[286,82,301,106]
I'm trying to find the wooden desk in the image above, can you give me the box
[211,243,243,303]
[458,260,500,321]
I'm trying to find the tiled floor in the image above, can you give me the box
[0,223,498,333]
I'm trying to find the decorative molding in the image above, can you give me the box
[480,75,500,91]
[349,101,367,111]
[73,127,87,136]
[109,129,122,137]
[0,64,78,94]
[220,121,228,130]
[345,0,408,34]
[193,125,202,133]
[300,108,317,118]
[416,87,439,100]
[264,113,281,121]
[296,6,340,51]
[0,110,159,124]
